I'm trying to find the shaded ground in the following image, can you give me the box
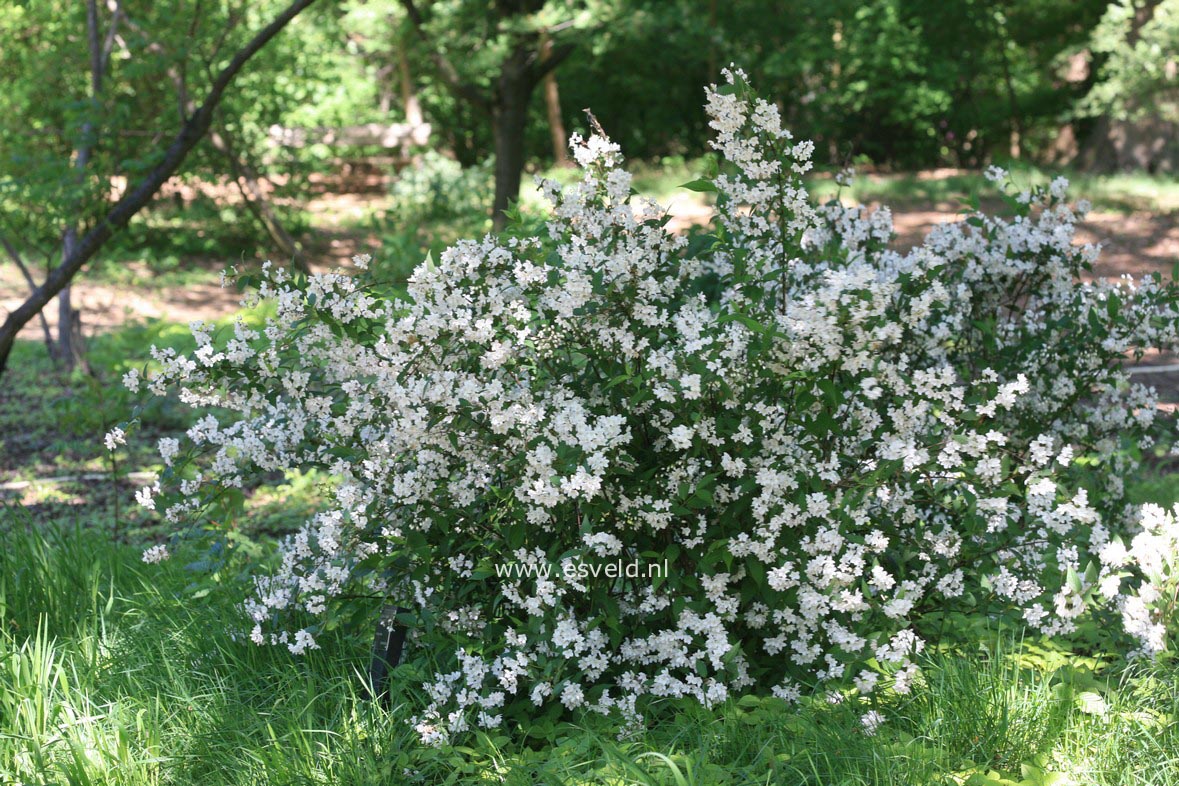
[7,202,1174,340]
[0,229,382,342]
[0,337,325,533]
[5,167,1177,340]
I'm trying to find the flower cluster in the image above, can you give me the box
[1101,503,1179,658]
[132,69,1179,740]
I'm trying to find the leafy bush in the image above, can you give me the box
[387,150,493,225]
[126,70,1179,742]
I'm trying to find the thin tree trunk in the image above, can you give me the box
[707,0,718,84]
[1081,0,1172,172]
[399,48,424,128]
[991,7,1022,159]
[396,1,574,231]
[377,63,395,114]
[57,238,77,368]
[398,46,424,165]
[56,0,111,371]
[540,30,569,167]
[0,237,54,352]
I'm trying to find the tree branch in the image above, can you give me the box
[179,0,204,119]
[531,41,573,81]
[122,5,302,267]
[86,0,104,94]
[101,0,123,67]
[211,118,305,270]
[0,237,55,352]
[0,0,320,374]
[400,0,491,114]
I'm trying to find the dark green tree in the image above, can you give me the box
[1079,0,1179,172]
[399,0,600,229]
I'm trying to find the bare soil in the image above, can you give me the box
[887,207,1179,281]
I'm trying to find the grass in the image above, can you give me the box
[2,515,1179,785]
[0,307,325,541]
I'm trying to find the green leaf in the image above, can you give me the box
[506,522,526,550]
[680,178,717,193]
[747,558,766,587]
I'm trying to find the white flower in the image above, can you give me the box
[861,710,885,736]
[668,424,694,451]
[142,544,170,564]
[135,486,156,511]
[158,438,180,466]
[104,427,126,451]
[983,165,1008,184]
[120,67,1179,740]
[560,682,585,709]
[289,629,319,655]
[854,670,878,694]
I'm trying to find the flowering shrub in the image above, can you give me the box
[128,70,1179,741]
[1105,502,1179,655]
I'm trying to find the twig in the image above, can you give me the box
[0,236,55,353]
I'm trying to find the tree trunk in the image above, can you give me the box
[1082,114,1179,173]
[540,30,569,167]
[399,48,424,128]
[56,289,71,365]
[491,47,534,231]
[398,0,574,229]
[0,237,54,353]
[57,237,77,368]
[1079,0,1177,173]
[398,46,425,165]
[55,0,108,371]
[707,0,718,84]
[991,7,1023,159]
